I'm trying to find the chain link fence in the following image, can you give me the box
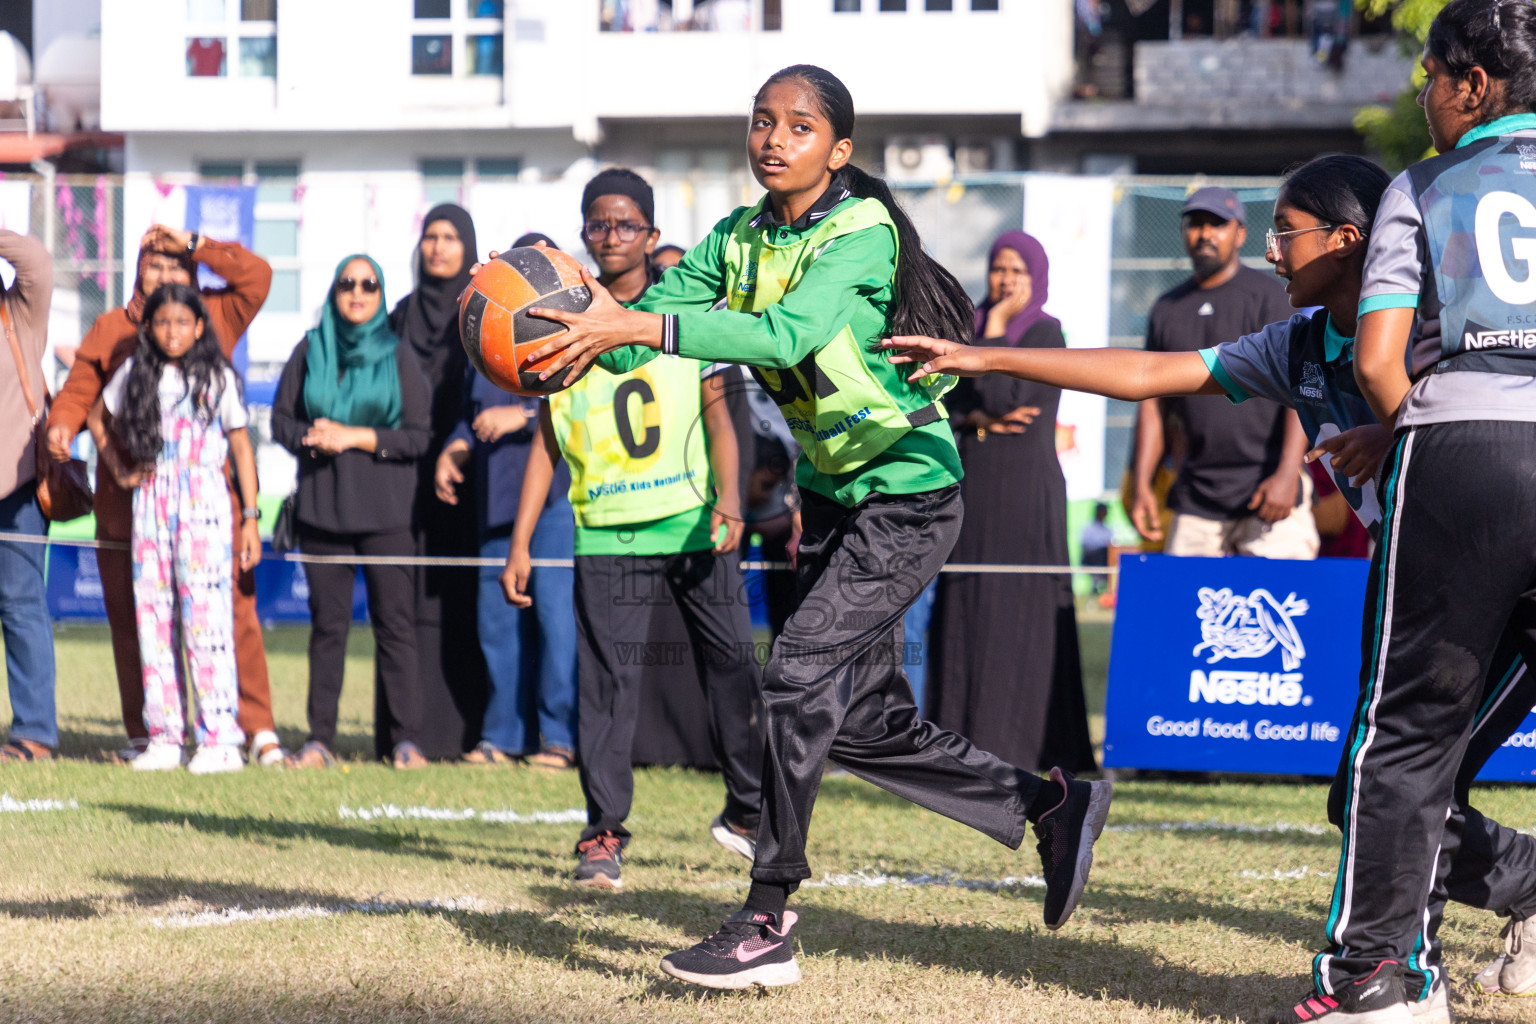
[6,174,129,390]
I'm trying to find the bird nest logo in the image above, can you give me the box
[1191,587,1308,672]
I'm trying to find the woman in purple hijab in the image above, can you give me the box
[926,231,1096,774]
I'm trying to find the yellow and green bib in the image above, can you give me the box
[723,196,956,476]
[548,355,712,530]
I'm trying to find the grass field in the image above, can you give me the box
[1,620,1532,1023]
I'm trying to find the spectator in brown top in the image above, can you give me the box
[45,225,285,765]
[0,230,58,762]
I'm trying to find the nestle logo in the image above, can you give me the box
[1193,587,1308,671]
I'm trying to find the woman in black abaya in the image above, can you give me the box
[927,232,1096,773]
[387,204,488,759]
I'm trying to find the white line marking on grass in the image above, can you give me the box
[339,804,585,824]
[1105,820,1326,836]
[802,870,1047,891]
[0,793,78,813]
[1239,866,1325,880]
[151,896,493,929]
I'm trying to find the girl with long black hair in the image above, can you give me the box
[521,63,1113,989]
[89,283,260,774]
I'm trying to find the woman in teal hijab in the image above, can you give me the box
[271,254,432,770]
[303,254,402,430]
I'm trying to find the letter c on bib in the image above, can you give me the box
[1475,191,1536,306]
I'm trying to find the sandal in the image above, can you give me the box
[248,730,288,768]
[526,746,576,770]
[283,740,337,769]
[392,741,428,770]
[462,741,519,765]
[0,739,54,763]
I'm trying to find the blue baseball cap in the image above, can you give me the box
[1181,186,1246,225]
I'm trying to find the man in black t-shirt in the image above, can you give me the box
[1131,187,1318,559]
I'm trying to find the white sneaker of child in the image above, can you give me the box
[187,745,245,775]
[131,741,184,771]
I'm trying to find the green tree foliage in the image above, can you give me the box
[1352,0,1445,169]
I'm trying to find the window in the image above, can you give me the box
[412,35,452,74]
[971,0,999,8]
[197,160,303,314]
[186,0,275,77]
[927,0,953,8]
[421,159,465,206]
[468,34,502,75]
[413,0,504,77]
[239,37,276,77]
[475,157,522,178]
[834,0,860,9]
[186,38,226,76]
[879,0,907,9]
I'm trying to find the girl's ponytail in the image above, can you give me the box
[840,164,975,345]
[756,65,975,344]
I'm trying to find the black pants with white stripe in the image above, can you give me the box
[1316,421,1536,997]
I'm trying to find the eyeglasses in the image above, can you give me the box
[582,220,651,243]
[1265,225,1336,262]
[335,277,380,294]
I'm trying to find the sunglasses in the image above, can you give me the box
[335,276,380,294]
[1265,225,1337,262]
[582,220,651,243]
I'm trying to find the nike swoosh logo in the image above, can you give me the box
[734,942,783,963]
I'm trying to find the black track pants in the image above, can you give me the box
[751,485,1045,885]
[1317,421,1536,996]
[574,548,763,845]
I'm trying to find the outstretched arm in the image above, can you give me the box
[501,406,562,609]
[883,336,1223,401]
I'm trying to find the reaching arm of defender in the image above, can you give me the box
[883,336,1224,400]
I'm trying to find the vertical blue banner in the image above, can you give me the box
[184,185,257,378]
[1103,554,1536,781]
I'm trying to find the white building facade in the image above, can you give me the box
[102,0,1073,368]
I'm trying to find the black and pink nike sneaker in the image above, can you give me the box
[659,909,802,989]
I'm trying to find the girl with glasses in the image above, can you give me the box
[888,143,1536,1022]
[500,168,764,890]
[272,255,432,770]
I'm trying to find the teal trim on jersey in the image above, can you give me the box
[1315,429,1411,994]
[1323,315,1354,365]
[1456,113,1536,149]
[1358,293,1419,318]
[1200,347,1251,404]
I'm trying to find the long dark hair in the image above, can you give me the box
[1278,154,1392,236]
[117,284,236,465]
[1426,0,1536,117]
[754,65,975,345]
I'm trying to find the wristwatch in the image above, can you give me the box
[187,232,201,253]
[242,507,260,521]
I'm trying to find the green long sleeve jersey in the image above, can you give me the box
[596,205,963,508]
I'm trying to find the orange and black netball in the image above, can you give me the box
[459,246,592,396]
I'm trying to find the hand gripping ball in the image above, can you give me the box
[459,246,592,396]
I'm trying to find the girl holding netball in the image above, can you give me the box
[524,65,1113,989]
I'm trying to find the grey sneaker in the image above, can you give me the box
[1474,955,1506,994]
[1498,916,1536,996]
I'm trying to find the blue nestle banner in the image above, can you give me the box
[46,546,368,625]
[1103,554,1536,781]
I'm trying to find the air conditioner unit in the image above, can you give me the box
[883,135,953,182]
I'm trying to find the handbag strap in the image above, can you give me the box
[1,300,41,423]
